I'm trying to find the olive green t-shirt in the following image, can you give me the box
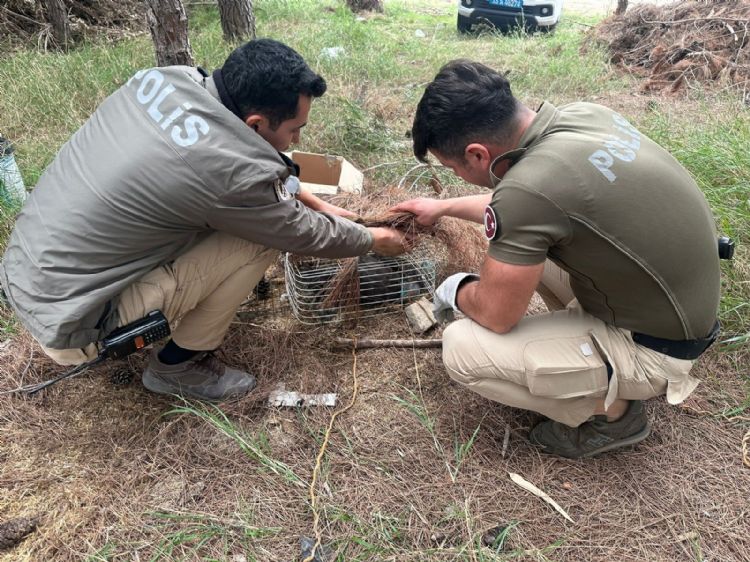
[487,102,719,340]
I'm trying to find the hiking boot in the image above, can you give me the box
[142,350,256,403]
[528,400,651,458]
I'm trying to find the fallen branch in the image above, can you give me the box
[332,338,441,350]
[501,425,511,458]
[641,15,748,26]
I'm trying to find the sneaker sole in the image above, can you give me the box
[579,423,652,458]
[142,372,254,404]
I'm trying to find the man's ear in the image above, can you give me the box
[245,114,264,132]
[464,143,492,169]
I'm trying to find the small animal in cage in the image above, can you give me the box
[285,250,436,323]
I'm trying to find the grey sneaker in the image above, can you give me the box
[142,350,256,403]
[528,400,651,459]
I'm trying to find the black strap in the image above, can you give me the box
[212,68,244,121]
[632,320,720,360]
[277,151,300,177]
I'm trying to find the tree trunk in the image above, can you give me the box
[615,0,628,15]
[42,0,70,50]
[345,0,383,13]
[145,0,194,67]
[217,0,255,42]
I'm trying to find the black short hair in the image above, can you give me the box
[412,60,519,162]
[221,38,326,128]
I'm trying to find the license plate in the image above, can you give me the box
[488,0,523,8]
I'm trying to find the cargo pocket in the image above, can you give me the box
[524,336,609,399]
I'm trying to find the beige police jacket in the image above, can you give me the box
[0,66,372,349]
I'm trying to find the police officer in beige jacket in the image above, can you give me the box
[394,60,721,458]
[0,39,408,402]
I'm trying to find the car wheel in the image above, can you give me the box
[457,14,472,34]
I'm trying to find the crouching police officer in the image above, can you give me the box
[394,60,723,458]
[0,39,408,402]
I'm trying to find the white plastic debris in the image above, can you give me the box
[415,29,426,38]
[355,16,366,22]
[320,46,345,59]
[268,383,337,407]
[509,472,574,523]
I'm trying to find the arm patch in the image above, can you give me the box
[484,205,501,240]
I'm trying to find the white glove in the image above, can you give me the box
[432,273,479,323]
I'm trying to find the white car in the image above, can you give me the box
[457,0,564,33]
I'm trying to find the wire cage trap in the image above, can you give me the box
[284,246,437,324]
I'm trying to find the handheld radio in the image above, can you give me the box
[18,311,171,395]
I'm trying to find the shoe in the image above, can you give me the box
[142,350,256,403]
[528,400,651,458]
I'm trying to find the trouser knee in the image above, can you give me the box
[441,320,478,386]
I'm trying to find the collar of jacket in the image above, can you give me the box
[277,151,300,177]
[211,68,245,121]
[204,69,299,178]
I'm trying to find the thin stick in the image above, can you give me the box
[333,338,441,350]
[361,160,402,173]
[304,340,360,562]
[641,15,747,26]
[501,425,511,458]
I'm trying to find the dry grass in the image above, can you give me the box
[2,293,749,560]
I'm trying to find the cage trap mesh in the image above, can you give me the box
[284,246,436,324]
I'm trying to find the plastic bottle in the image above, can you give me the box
[0,136,27,207]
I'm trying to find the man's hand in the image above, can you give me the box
[390,198,446,226]
[433,272,479,322]
[368,227,412,256]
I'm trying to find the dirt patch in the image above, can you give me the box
[590,1,750,95]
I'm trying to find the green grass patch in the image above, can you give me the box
[146,509,280,561]
[168,401,306,487]
[640,103,750,341]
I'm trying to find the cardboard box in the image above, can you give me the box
[286,151,363,195]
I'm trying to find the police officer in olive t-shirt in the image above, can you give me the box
[394,60,721,458]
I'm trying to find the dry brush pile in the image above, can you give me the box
[592,0,750,94]
[0,0,145,45]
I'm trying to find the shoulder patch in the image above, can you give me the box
[484,205,500,241]
[274,178,293,202]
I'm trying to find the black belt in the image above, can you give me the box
[632,320,720,360]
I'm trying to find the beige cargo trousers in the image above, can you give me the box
[442,261,700,427]
[43,232,277,365]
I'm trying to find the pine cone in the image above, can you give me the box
[0,516,38,550]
